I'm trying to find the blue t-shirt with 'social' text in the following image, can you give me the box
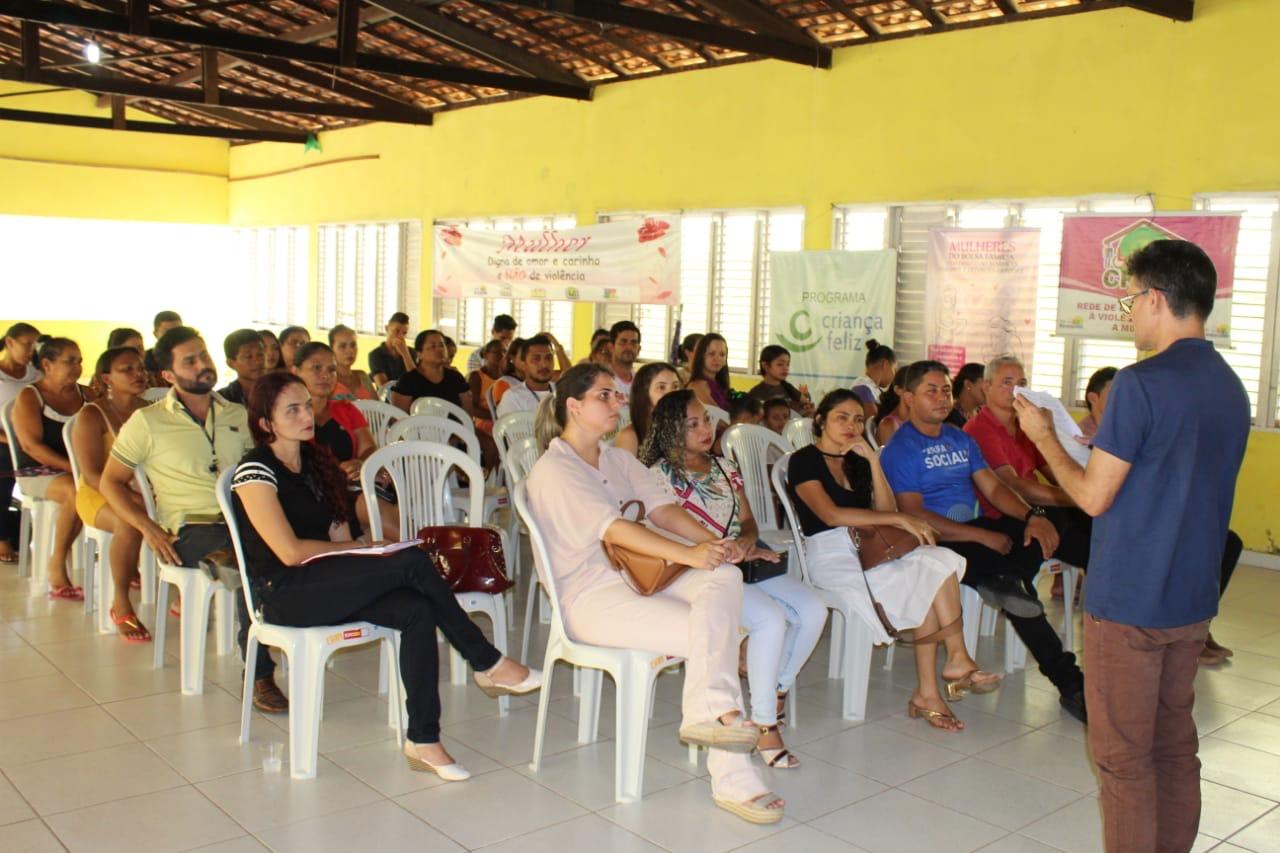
[880,421,988,522]
[1087,338,1249,629]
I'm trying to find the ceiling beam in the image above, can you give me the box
[230,52,429,114]
[3,0,593,97]
[480,0,832,67]
[126,0,148,34]
[692,0,820,47]
[903,0,946,28]
[109,93,123,126]
[364,0,581,85]
[0,64,435,123]
[19,20,38,72]
[200,45,216,102]
[823,0,879,40]
[0,104,309,141]
[1117,0,1193,20]
[337,0,361,67]
[992,0,1019,15]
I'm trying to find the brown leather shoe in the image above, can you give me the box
[252,677,289,713]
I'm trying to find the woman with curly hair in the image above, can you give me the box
[230,372,540,781]
[641,390,827,770]
[613,361,680,455]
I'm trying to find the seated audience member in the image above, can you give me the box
[945,362,986,429]
[144,310,183,386]
[644,391,827,765]
[291,342,397,539]
[964,356,1093,574]
[879,361,1086,721]
[541,331,572,380]
[98,326,284,712]
[72,347,150,640]
[675,332,703,386]
[490,338,526,413]
[687,333,733,411]
[748,345,814,416]
[850,339,896,420]
[577,328,611,366]
[729,395,763,426]
[761,398,791,436]
[790,389,1000,731]
[259,330,282,372]
[443,336,459,370]
[13,337,91,598]
[588,335,613,368]
[231,372,538,781]
[614,362,680,456]
[0,322,42,564]
[277,326,310,374]
[464,314,517,375]
[468,340,506,424]
[527,364,784,823]
[1074,364,1240,664]
[391,330,497,469]
[495,335,556,419]
[368,312,416,387]
[108,327,145,353]
[609,321,642,397]
[328,325,376,401]
[873,366,909,447]
[1076,366,1117,441]
[218,329,266,405]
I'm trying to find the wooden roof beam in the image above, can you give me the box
[483,0,832,67]
[690,0,820,48]
[903,0,946,28]
[0,104,308,141]
[1117,0,1193,20]
[3,0,592,98]
[992,0,1019,15]
[231,53,430,114]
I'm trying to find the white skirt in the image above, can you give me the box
[804,527,966,645]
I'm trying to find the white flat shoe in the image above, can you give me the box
[474,666,542,698]
[404,743,471,781]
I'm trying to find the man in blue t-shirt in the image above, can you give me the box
[1014,240,1249,853]
[881,360,1086,722]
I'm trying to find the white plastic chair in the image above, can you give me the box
[514,480,687,803]
[705,405,729,428]
[783,417,813,450]
[386,416,511,536]
[493,411,535,475]
[138,467,236,694]
[409,396,471,427]
[354,399,404,447]
[215,470,403,780]
[865,416,881,452]
[361,441,513,715]
[62,416,104,626]
[1,399,58,593]
[141,387,169,403]
[377,382,395,404]
[979,560,1084,672]
[502,436,551,662]
[771,452,982,719]
[720,423,798,568]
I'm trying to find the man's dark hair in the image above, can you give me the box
[152,310,182,333]
[525,334,552,351]
[414,329,443,352]
[387,312,410,326]
[762,397,791,416]
[902,360,950,393]
[492,314,517,333]
[1126,239,1217,321]
[224,328,263,361]
[1085,366,1119,413]
[610,320,640,343]
[729,395,763,421]
[154,326,201,371]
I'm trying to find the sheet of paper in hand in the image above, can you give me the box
[1013,387,1092,468]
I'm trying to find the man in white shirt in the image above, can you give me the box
[610,320,641,397]
[465,313,517,375]
[496,334,555,418]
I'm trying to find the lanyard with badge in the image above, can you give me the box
[178,399,219,475]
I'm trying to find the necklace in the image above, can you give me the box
[816,445,846,459]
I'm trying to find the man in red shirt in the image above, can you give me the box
[964,356,1092,572]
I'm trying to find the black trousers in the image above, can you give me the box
[945,516,1083,694]
[1221,530,1243,597]
[259,548,502,744]
[0,448,17,547]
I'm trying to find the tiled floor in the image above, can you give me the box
[2,557,1279,852]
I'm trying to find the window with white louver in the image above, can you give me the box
[316,221,421,336]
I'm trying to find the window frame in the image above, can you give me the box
[235,224,310,328]
[315,219,421,336]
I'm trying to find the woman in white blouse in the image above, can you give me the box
[526,364,784,825]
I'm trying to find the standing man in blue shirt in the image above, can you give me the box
[1015,240,1249,852]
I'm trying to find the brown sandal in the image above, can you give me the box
[756,723,799,769]
[907,699,964,732]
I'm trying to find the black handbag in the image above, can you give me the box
[710,458,787,585]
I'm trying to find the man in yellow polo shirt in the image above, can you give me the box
[100,327,285,712]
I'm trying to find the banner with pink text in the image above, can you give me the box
[432,217,681,305]
[1057,214,1240,344]
[924,228,1041,376]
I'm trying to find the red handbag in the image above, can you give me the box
[416,526,513,595]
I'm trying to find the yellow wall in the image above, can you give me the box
[2,0,1278,550]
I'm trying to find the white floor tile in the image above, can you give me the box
[6,742,186,815]
[145,721,286,783]
[0,673,95,721]
[1211,712,1280,757]
[975,835,1062,852]
[876,704,1034,756]
[732,823,868,852]
[44,785,242,852]
[1226,805,1280,852]
[1200,737,1280,801]
[444,703,585,767]
[61,662,191,704]
[1195,670,1280,712]
[599,778,792,852]
[0,773,35,826]
[185,836,269,852]
[795,724,966,787]
[809,788,1005,853]
[901,758,1081,832]
[256,799,463,853]
[0,818,65,852]
[977,730,1098,794]
[1199,779,1279,840]
[1018,796,1103,853]
[103,688,245,740]
[517,740,694,811]
[0,646,58,682]
[395,767,586,849]
[758,752,886,823]
[476,813,664,853]
[0,705,136,768]
[326,737,501,798]
[195,758,383,832]
[258,695,396,754]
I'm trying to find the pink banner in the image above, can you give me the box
[1057,214,1239,342]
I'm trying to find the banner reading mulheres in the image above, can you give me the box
[925,229,1041,375]
[432,217,681,305]
[1057,214,1240,344]
[768,250,897,389]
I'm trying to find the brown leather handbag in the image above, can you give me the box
[601,500,689,596]
[848,525,924,638]
[417,526,514,595]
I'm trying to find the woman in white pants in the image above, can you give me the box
[526,364,784,824]
[789,389,1001,731]
[641,390,826,769]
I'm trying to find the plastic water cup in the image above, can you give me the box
[262,742,282,774]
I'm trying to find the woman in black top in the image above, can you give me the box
[391,329,498,470]
[231,372,539,781]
